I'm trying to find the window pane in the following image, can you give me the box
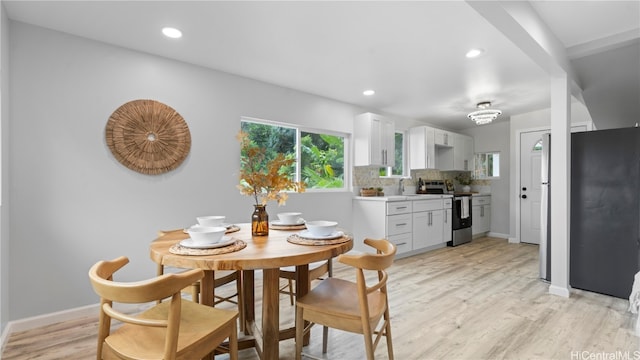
[300,132,344,189]
[392,132,404,175]
[474,152,500,179]
[240,121,296,180]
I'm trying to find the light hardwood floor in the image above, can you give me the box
[3,237,639,359]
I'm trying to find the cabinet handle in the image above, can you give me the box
[444,211,448,223]
[429,212,432,226]
[397,242,407,246]
[396,223,407,227]
[481,205,484,217]
[396,206,407,210]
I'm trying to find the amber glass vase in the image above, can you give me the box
[251,204,269,236]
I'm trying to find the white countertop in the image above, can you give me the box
[353,193,490,201]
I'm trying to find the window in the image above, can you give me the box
[240,118,346,190]
[380,131,405,177]
[474,152,500,179]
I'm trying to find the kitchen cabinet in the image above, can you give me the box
[471,195,491,236]
[443,198,452,242]
[352,199,413,256]
[412,199,444,248]
[409,126,435,169]
[354,112,395,167]
[453,134,474,171]
[434,129,454,147]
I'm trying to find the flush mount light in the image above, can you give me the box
[467,101,501,125]
[465,48,485,58]
[363,89,375,96]
[162,27,182,39]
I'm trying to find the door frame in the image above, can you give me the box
[512,122,592,243]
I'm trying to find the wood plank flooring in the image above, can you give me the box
[3,237,638,359]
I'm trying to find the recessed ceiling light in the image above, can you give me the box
[363,90,375,96]
[162,27,182,39]
[465,48,484,58]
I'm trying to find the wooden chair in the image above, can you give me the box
[88,256,238,360]
[295,238,397,360]
[156,230,244,330]
[279,259,332,305]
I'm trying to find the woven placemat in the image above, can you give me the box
[270,223,306,230]
[169,239,246,256]
[287,233,352,246]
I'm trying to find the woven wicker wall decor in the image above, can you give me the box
[105,99,191,175]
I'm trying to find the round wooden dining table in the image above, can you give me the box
[149,223,353,360]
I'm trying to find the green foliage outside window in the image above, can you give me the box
[240,120,345,189]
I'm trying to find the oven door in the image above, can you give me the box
[453,197,472,229]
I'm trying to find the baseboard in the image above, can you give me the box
[549,284,571,298]
[508,236,520,244]
[487,232,509,240]
[0,302,150,355]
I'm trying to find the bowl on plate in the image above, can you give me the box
[277,212,303,224]
[187,226,226,244]
[197,215,226,227]
[305,220,338,237]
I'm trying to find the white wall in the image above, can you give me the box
[0,1,9,333]
[7,21,378,320]
[462,121,510,237]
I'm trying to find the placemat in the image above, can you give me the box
[169,239,246,256]
[287,233,352,246]
[270,223,307,230]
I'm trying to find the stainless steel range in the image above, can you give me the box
[450,195,472,246]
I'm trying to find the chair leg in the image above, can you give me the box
[288,279,294,305]
[384,309,394,360]
[229,319,238,360]
[295,306,304,360]
[322,325,328,354]
[362,323,375,360]
[236,271,245,332]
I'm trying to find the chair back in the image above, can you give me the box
[89,256,204,304]
[337,238,396,300]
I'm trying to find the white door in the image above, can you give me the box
[520,130,546,244]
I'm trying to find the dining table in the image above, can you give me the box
[149,222,353,360]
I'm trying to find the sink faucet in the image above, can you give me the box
[398,178,405,195]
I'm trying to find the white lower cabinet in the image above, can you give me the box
[443,198,452,243]
[353,197,452,258]
[471,195,491,236]
[412,199,444,249]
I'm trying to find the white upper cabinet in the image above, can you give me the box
[453,134,474,171]
[409,126,435,169]
[354,113,396,167]
[434,129,454,147]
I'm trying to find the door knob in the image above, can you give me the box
[521,194,527,199]
[522,187,527,191]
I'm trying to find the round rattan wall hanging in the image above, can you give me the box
[105,99,191,175]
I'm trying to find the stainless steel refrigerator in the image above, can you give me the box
[539,133,551,282]
[570,127,640,299]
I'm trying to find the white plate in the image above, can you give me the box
[179,236,235,249]
[183,223,234,233]
[297,230,344,240]
[272,219,305,226]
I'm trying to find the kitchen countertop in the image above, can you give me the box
[353,192,490,201]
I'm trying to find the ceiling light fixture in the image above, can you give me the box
[467,101,501,125]
[363,89,375,96]
[465,48,485,58]
[162,27,182,39]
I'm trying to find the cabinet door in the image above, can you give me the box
[454,134,474,171]
[387,213,412,236]
[409,126,435,169]
[435,130,454,147]
[471,205,482,235]
[413,210,444,248]
[481,204,491,233]
[388,233,412,255]
[443,208,452,242]
[354,113,395,166]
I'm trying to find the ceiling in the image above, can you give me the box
[3,1,639,130]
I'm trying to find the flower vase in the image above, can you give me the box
[251,204,269,236]
[462,185,471,193]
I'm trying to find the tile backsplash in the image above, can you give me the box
[353,166,490,195]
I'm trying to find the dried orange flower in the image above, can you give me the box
[237,131,305,206]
